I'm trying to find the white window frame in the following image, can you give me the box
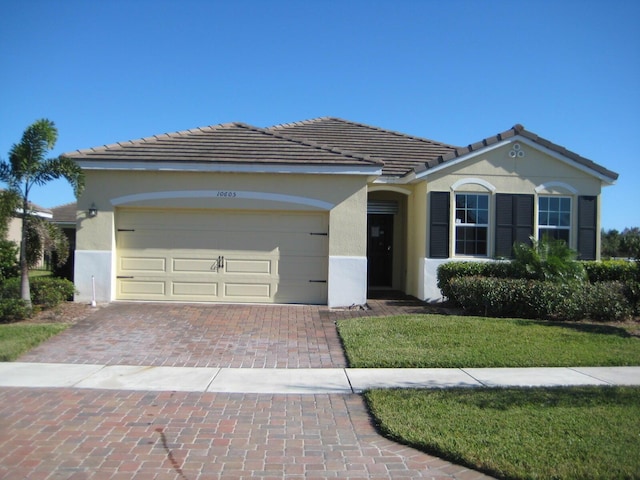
[537,195,572,243]
[454,192,490,257]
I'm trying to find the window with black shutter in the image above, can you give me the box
[577,196,597,260]
[495,194,534,258]
[429,192,450,258]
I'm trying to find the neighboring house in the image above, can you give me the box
[65,118,618,307]
[51,202,78,279]
[4,201,52,270]
[5,202,53,246]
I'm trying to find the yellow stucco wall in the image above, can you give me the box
[76,170,368,257]
[423,141,604,256]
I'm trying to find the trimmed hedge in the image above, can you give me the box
[438,260,639,320]
[448,276,632,321]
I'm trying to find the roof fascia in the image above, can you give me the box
[407,135,616,185]
[76,161,382,176]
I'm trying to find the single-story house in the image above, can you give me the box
[65,118,618,307]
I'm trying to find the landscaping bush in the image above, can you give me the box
[0,276,75,308]
[448,276,632,321]
[437,261,516,300]
[0,299,32,323]
[0,240,19,281]
[581,260,640,315]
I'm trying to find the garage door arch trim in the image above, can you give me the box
[111,190,334,210]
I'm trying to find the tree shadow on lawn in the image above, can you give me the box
[512,318,639,338]
[441,385,640,410]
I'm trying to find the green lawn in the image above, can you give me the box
[365,386,640,480]
[338,314,640,479]
[337,314,640,368]
[0,323,69,361]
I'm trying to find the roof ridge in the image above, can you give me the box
[65,122,244,155]
[270,117,461,149]
[236,122,384,166]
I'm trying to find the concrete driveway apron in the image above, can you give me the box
[2,300,494,480]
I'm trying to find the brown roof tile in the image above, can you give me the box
[268,117,460,176]
[65,122,383,168]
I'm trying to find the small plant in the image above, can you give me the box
[512,236,586,283]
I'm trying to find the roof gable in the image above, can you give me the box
[413,124,618,184]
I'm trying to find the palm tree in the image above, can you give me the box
[0,119,84,308]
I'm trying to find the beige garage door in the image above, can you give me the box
[115,208,328,304]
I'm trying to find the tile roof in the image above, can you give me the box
[51,202,77,224]
[64,118,618,183]
[417,124,619,181]
[268,117,460,176]
[64,122,382,168]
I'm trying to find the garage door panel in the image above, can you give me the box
[172,282,218,297]
[116,208,328,304]
[224,259,272,274]
[120,256,167,273]
[173,257,218,273]
[225,283,271,298]
[119,279,166,296]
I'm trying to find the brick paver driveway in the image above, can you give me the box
[3,299,493,480]
[19,303,348,368]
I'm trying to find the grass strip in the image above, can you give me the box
[0,323,69,361]
[365,386,640,480]
[338,314,640,367]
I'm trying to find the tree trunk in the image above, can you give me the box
[19,199,31,309]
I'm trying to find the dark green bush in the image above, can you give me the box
[448,276,632,321]
[581,260,639,314]
[437,261,516,299]
[0,240,19,281]
[0,299,32,323]
[0,276,75,308]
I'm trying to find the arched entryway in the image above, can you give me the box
[367,188,409,293]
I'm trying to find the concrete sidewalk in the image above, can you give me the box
[1,362,639,393]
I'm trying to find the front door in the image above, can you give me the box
[367,214,393,287]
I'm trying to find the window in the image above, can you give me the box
[538,196,571,243]
[455,193,488,255]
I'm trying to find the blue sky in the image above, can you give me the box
[1,0,638,230]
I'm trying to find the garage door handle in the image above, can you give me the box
[309,232,328,236]
[117,276,134,279]
[309,280,327,283]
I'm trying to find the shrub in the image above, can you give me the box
[0,276,75,308]
[0,240,19,281]
[448,276,632,321]
[0,299,32,323]
[582,260,640,315]
[437,261,516,299]
[30,277,76,308]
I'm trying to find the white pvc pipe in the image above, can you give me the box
[91,275,97,307]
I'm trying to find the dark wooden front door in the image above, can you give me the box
[367,214,393,287]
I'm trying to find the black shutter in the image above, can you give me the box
[495,194,534,258]
[429,191,450,258]
[577,196,597,260]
